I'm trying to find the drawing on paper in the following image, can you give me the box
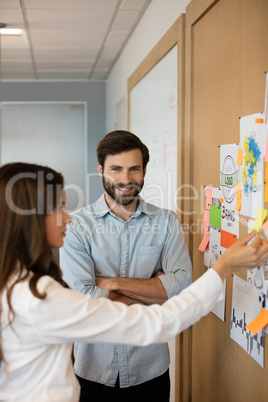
[220,154,238,203]
[242,135,261,194]
[230,275,264,367]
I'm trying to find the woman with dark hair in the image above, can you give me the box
[0,162,267,402]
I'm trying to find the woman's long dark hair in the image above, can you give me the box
[0,162,67,363]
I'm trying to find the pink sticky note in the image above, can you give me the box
[264,135,268,162]
[203,209,210,231]
[206,188,212,209]
[262,219,268,231]
[198,232,210,252]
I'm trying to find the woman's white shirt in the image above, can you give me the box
[0,268,223,401]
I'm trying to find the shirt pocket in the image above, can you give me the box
[137,244,163,278]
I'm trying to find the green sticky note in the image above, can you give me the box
[209,205,221,229]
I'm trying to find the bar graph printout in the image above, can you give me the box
[230,275,264,367]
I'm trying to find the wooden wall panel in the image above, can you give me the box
[185,0,268,401]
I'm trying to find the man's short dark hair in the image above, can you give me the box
[97,130,150,170]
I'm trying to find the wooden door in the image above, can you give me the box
[184,0,268,401]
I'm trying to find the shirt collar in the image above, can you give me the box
[91,194,110,218]
[91,194,157,220]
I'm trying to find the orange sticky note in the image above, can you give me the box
[206,188,212,209]
[198,232,210,252]
[237,149,243,165]
[246,307,268,335]
[235,197,242,211]
[236,181,242,195]
[255,118,264,124]
[220,230,237,248]
[235,182,242,211]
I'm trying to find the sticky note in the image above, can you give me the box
[235,182,242,211]
[220,230,237,248]
[255,118,264,124]
[198,210,210,252]
[198,232,210,252]
[262,218,268,231]
[203,209,210,231]
[264,182,268,203]
[206,188,212,209]
[265,162,268,181]
[246,308,268,335]
[209,205,221,229]
[237,148,243,165]
[249,208,268,232]
[235,196,241,211]
[264,136,268,162]
[236,181,242,196]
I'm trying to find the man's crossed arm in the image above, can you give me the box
[95,271,168,306]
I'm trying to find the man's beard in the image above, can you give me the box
[102,176,144,206]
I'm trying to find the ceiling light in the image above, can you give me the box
[0,28,22,35]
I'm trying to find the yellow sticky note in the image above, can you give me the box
[265,162,268,181]
[246,308,268,335]
[250,209,268,232]
[265,182,268,203]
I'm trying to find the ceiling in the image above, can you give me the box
[0,0,151,81]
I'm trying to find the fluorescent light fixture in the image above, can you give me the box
[0,28,22,35]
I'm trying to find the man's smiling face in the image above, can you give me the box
[98,149,145,207]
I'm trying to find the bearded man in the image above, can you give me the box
[60,130,192,402]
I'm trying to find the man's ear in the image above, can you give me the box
[97,163,103,178]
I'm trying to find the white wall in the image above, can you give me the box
[106,0,191,131]
[0,81,106,203]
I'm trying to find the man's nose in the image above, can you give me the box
[120,170,131,184]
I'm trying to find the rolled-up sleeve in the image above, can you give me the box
[159,213,192,298]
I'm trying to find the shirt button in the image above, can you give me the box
[122,270,126,274]
[124,246,128,250]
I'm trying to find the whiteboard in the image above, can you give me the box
[130,45,177,212]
